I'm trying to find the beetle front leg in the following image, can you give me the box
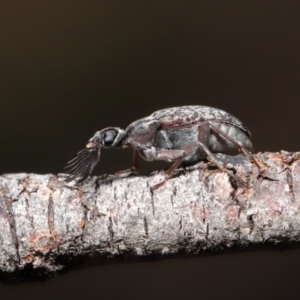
[115,149,139,176]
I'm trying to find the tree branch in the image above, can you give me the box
[0,151,299,280]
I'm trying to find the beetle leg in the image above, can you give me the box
[142,148,185,162]
[197,126,251,187]
[132,149,139,172]
[115,149,139,176]
[208,122,261,169]
[148,142,201,192]
[150,124,240,191]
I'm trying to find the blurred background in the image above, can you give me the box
[1,1,300,299]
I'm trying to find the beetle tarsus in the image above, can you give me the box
[150,178,168,193]
[115,166,139,177]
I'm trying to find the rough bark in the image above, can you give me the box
[0,151,299,281]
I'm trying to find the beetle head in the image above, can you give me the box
[87,127,125,148]
[65,127,125,183]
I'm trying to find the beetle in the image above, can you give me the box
[65,105,254,190]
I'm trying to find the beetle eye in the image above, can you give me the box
[102,130,116,146]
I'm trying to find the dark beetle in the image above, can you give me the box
[65,106,254,190]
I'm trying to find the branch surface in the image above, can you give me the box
[0,151,299,280]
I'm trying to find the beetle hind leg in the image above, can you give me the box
[208,123,262,169]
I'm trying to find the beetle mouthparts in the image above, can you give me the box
[64,146,101,183]
[86,141,98,148]
[86,142,95,148]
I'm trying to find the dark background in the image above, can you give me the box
[1,1,300,299]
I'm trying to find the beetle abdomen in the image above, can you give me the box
[209,121,253,154]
